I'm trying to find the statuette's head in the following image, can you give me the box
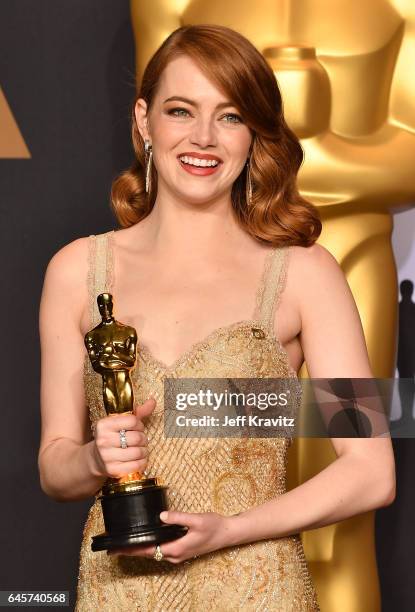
[97,293,114,321]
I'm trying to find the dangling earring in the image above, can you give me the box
[144,139,153,194]
[246,157,253,207]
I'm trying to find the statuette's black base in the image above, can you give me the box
[92,523,188,551]
[91,484,188,552]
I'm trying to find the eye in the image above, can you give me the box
[222,113,243,124]
[167,107,190,117]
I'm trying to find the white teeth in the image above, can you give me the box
[179,156,219,167]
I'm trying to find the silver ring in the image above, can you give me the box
[119,429,128,449]
[153,544,163,562]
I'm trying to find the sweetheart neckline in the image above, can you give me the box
[85,232,296,379]
[104,236,285,374]
[132,319,298,378]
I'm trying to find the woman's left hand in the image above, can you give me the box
[108,510,236,563]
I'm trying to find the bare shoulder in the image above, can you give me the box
[288,243,350,296]
[287,242,359,328]
[289,242,342,275]
[41,236,91,326]
[44,236,90,290]
[288,243,372,378]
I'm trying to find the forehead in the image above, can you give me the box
[156,55,228,102]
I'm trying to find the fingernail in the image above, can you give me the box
[160,511,168,521]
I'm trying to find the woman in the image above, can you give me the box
[38,24,396,611]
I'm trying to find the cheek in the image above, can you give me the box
[151,151,174,176]
[148,129,174,158]
[153,119,187,143]
[222,131,252,160]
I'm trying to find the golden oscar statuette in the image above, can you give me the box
[84,293,188,552]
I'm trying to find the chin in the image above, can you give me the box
[176,190,221,205]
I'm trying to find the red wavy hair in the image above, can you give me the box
[111,24,321,247]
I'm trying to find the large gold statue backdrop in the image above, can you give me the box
[129,2,415,610]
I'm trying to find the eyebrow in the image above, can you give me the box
[163,96,236,110]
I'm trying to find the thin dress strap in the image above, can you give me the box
[87,230,115,328]
[254,246,291,336]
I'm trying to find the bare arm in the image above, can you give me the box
[38,238,155,502]
[224,243,396,545]
[38,237,108,501]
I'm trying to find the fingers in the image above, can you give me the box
[109,430,148,449]
[108,544,156,558]
[92,398,157,479]
[94,429,150,476]
[96,397,157,434]
[108,544,166,559]
[97,442,149,464]
[159,511,198,528]
[134,397,157,420]
[108,542,188,564]
[101,413,144,433]
[105,458,149,478]
[107,512,209,563]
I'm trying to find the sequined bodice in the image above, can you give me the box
[76,231,320,612]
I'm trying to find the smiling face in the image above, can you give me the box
[135,54,253,206]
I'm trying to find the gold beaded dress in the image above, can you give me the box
[75,230,320,612]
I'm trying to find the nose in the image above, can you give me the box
[189,115,217,148]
